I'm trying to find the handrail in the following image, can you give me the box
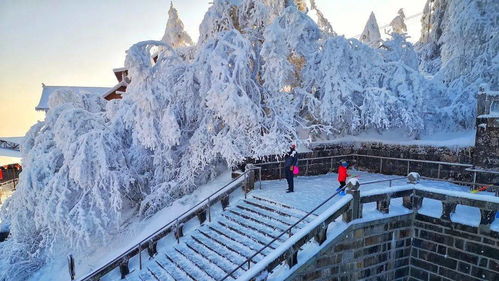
[0,179,16,188]
[220,177,402,280]
[77,167,260,281]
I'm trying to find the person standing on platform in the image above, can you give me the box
[284,144,298,193]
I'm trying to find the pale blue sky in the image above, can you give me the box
[0,0,426,136]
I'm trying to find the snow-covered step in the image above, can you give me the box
[235,201,307,227]
[222,212,285,241]
[175,243,227,280]
[248,196,317,220]
[108,195,318,281]
[184,238,242,277]
[216,218,281,249]
[145,264,176,281]
[166,249,214,281]
[199,227,266,262]
[228,207,296,233]
[191,231,248,266]
[208,223,273,255]
[155,254,195,281]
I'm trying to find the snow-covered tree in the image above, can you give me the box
[416,0,448,73]
[198,0,239,43]
[161,2,193,48]
[0,90,139,280]
[417,0,499,130]
[389,8,407,34]
[360,12,382,47]
[381,33,418,70]
[301,36,425,138]
[308,0,336,36]
[261,6,320,93]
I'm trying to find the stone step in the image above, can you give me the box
[248,196,317,221]
[166,249,214,281]
[229,206,296,233]
[184,238,241,277]
[208,223,273,256]
[222,212,285,241]
[217,216,282,247]
[145,263,176,281]
[199,226,266,262]
[175,243,228,281]
[153,257,192,281]
[109,195,318,281]
[235,201,306,227]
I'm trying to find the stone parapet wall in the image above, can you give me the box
[243,142,484,183]
[287,215,413,281]
[284,213,499,281]
[410,214,499,281]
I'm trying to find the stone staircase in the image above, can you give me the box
[122,195,316,281]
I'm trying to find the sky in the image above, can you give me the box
[0,0,426,137]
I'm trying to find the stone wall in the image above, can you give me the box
[287,215,414,281]
[410,213,499,281]
[285,213,499,281]
[245,142,477,182]
[474,116,499,170]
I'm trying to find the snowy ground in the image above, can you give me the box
[252,169,492,214]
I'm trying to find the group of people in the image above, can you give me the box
[284,144,349,194]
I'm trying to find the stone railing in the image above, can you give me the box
[237,174,499,281]
[243,154,499,195]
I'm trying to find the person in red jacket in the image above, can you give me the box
[336,160,349,192]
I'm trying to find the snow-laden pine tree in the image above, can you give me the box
[161,2,193,48]
[417,0,499,130]
[416,0,448,74]
[0,90,140,280]
[360,12,382,47]
[308,0,336,36]
[301,34,426,138]
[389,9,407,34]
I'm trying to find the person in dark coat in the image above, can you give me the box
[284,144,298,193]
[336,160,349,192]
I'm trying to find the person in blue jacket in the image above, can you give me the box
[284,144,298,193]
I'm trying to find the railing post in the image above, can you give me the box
[441,201,457,220]
[305,159,309,176]
[138,243,142,270]
[286,250,298,268]
[221,194,230,211]
[376,196,390,214]
[119,257,130,279]
[174,219,184,243]
[259,167,262,189]
[437,164,441,179]
[380,158,383,174]
[67,254,75,281]
[480,209,497,226]
[344,179,361,222]
[314,222,327,245]
[148,240,157,257]
[197,209,207,224]
[208,196,212,223]
[406,161,410,175]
